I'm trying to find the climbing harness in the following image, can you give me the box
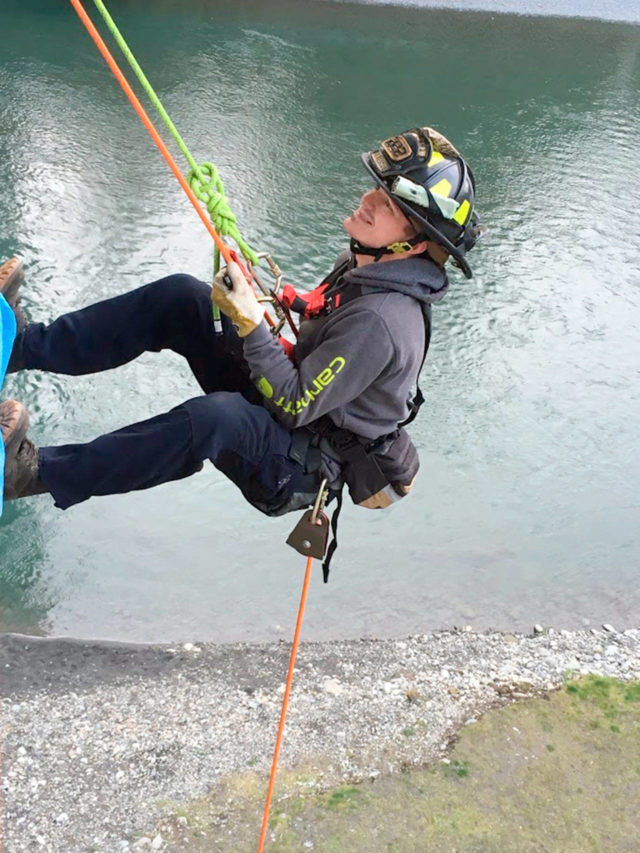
[280,255,432,427]
[279,256,427,581]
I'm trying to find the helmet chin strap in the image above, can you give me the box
[349,232,427,262]
[349,238,389,262]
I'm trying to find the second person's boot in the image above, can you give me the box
[1,400,47,499]
[0,257,28,373]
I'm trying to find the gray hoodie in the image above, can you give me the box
[242,254,448,441]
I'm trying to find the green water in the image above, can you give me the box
[1,0,639,641]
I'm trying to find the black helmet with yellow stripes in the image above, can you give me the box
[360,126,481,278]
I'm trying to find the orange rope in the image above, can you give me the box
[69,0,235,267]
[258,555,314,852]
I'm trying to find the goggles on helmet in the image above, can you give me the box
[391,175,462,221]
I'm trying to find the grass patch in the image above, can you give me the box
[565,674,640,718]
[326,786,362,810]
[441,759,470,780]
[143,676,640,852]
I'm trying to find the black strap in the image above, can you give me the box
[349,232,427,261]
[288,429,310,466]
[309,417,390,461]
[289,429,322,473]
[322,488,343,583]
[317,259,352,308]
[325,264,432,430]
[400,388,424,428]
[399,306,431,428]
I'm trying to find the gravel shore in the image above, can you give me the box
[1,626,639,851]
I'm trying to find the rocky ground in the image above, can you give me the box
[1,625,639,852]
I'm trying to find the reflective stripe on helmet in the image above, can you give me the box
[429,178,452,198]
[453,199,471,224]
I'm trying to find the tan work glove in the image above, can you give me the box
[211,261,266,337]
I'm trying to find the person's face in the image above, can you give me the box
[343,187,417,248]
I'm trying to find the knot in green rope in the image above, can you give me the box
[89,0,259,269]
[188,163,234,230]
[188,163,258,266]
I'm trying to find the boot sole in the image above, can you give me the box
[0,257,25,307]
[1,401,29,459]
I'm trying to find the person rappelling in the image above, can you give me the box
[0,8,487,847]
[0,127,480,549]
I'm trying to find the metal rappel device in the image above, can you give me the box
[286,479,330,561]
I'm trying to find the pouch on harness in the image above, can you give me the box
[294,418,420,509]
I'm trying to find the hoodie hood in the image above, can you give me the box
[343,255,449,306]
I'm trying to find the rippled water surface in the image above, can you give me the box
[1,0,639,641]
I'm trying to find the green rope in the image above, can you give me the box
[187,163,258,264]
[91,0,259,269]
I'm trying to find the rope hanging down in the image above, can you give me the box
[258,554,314,853]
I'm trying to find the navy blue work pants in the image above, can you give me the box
[19,274,316,512]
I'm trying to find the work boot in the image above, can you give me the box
[1,400,46,499]
[0,257,28,373]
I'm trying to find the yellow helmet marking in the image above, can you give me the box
[427,151,445,167]
[453,199,471,224]
[429,178,452,198]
